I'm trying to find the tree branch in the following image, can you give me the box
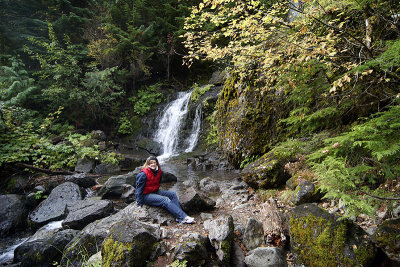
[15,163,75,175]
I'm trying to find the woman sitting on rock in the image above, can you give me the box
[135,156,195,224]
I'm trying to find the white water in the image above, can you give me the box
[154,91,202,161]
[185,104,202,152]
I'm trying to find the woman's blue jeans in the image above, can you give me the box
[142,189,187,222]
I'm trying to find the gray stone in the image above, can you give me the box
[244,247,287,267]
[62,199,114,230]
[0,194,28,237]
[291,181,322,205]
[204,215,234,265]
[29,182,83,227]
[173,232,210,266]
[372,218,400,262]
[393,204,400,217]
[243,218,265,251]
[74,158,96,173]
[64,172,97,188]
[14,228,78,267]
[121,184,135,203]
[98,171,136,198]
[208,70,229,85]
[180,187,216,213]
[93,163,121,175]
[200,177,220,192]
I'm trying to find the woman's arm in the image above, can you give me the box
[135,172,146,206]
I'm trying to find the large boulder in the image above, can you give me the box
[173,232,212,266]
[0,194,28,237]
[62,199,114,230]
[288,203,378,267]
[135,137,162,155]
[14,227,78,267]
[240,151,291,190]
[98,171,136,198]
[29,182,83,227]
[204,215,234,266]
[101,220,161,266]
[243,218,265,251]
[372,218,400,262]
[180,187,216,213]
[74,158,96,173]
[291,181,323,205]
[93,163,121,175]
[64,172,97,188]
[244,247,287,267]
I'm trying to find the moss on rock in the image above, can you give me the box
[372,218,400,262]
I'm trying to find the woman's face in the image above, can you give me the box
[148,160,158,170]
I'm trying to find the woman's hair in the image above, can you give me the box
[142,156,161,169]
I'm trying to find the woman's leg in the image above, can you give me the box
[142,191,187,222]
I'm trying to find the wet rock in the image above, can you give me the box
[199,177,220,193]
[372,218,400,262]
[64,172,97,188]
[291,181,323,205]
[14,228,78,267]
[204,215,234,266]
[173,232,211,266]
[135,137,162,155]
[161,171,178,183]
[180,187,216,213]
[98,171,136,198]
[232,241,246,267]
[230,181,248,190]
[60,202,161,266]
[74,158,96,173]
[0,194,28,237]
[93,163,121,175]
[121,184,135,203]
[118,154,141,170]
[101,219,161,266]
[29,182,83,227]
[243,218,265,251]
[62,199,114,230]
[244,247,287,267]
[288,203,378,267]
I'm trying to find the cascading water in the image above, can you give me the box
[185,104,202,153]
[154,91,201,160]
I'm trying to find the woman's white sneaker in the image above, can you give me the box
[181,216,195,224]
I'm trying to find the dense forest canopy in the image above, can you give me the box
[1,0,400,218]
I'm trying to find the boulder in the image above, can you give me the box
[62,199,114,230]
[173,232,211,266]
[200,177,220,193]
[101,220,161,267]
[93,163,121,175]
[288,203,378,267]
[135,137,162,155]
[121,184,135,203]
[74,158,96,173]
[60,202,160,266]
[64,172,97,188]
[291,181,323,205]
[118,154,142,170]
[98,171,136,198]
[244,247,287,267]
[372,218,400,262]
[180,187,216,213]
[209,70,229,85]
[240,151,291,190]
[29,182,83,227]
[243,218,265,251]
[204,215,234,266]
[91,130,107,141]
[14,228,78,267]
[0,194,28,237]
[162,171,178,183]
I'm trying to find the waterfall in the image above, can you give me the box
[185,104,202,152]
[154,91,201,160]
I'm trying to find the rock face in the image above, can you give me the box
[0,194,28,237]
[64,172,97,188]
[29,182,83,227]
[173,232,211,266]
[14,228,78,267]
[98,171,136,198]
[93,163,121,175]
[180,187,216,213]
[101,220,161,266]
[243,218,265,251]
[240,151,291,189]
[204,215,234,266]
[288,203,378,267]
[372,218,400,262]
[291,181,322,205]
[62,199,114,230]
[244,247,287,267]
[74,158,96,173]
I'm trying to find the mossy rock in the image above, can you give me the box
[372,218,400,262]
[288,203,378,267]
[173,233,211,266]
[240,151,291,190]
[101,220,160,267]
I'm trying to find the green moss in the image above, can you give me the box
[220,240,232,267]
[289,213,355,267]
[102,237,133,267]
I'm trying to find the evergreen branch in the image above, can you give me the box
[359,190,400,200]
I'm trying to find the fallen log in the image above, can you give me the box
[260,198,288,248]
[15,163,75,175]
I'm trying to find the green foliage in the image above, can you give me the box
[34,190,47,200]
[204,110,219,146]
[190,83,213,103]
[170,259,188,267]
[129,83,163,116]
